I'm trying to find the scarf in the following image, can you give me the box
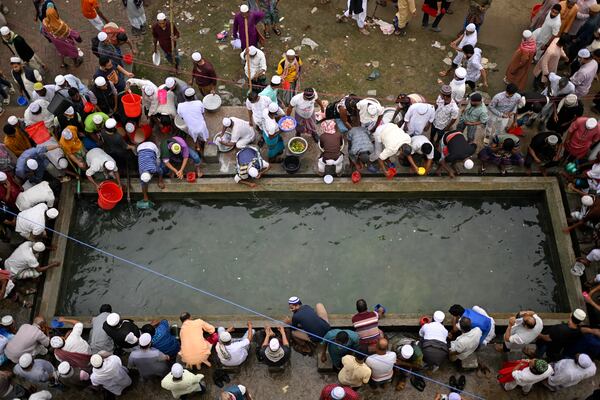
[519,37,537,54]
[265,346,285,362]
[43,8,70,38]
[216,342,232,361]
[55,348,91,370]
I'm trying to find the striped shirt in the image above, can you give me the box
[137,142,160,175]
[352,311,381,345]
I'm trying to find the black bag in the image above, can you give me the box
[325,101,340,120]
[47,91,74,116]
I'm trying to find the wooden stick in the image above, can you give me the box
[244,15,253,92]
[169,0,176,72]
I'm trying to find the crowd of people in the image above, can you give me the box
[0,0,600,398]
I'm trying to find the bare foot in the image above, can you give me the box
[158,181,166,189]
[439,70,449,77]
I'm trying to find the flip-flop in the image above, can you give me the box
[410,376,426,392]
[457,375,466,391]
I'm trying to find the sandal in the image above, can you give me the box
[457,375,466,391]
[410,376,426,392]
[272,27,281,36]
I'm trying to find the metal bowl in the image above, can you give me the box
[203,93,222,111]
[213,132,234,152]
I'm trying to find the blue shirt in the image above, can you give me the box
[291,305,331,343]
[138,149,160,175]
[15,146,48,183]
[152,320,180,358]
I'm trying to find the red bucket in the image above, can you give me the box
[97,181,123,210]
[84,102,95,113]
[419,316,431,326]
[186,172,196,183]
[386,167,397,180]
[121,93,142,118]
[123,53,133,65]
[352,171,361,184]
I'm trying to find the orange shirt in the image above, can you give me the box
[4,129,31,157]
[81,0,98,19]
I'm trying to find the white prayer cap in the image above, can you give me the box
[18,353,33,368]
[522,30,532,39]
[46,208,59,219]
[139,332,152,346]
[367,104,379,116]
[171,363,184,378]
[0,26,9,36]
[448,394,462,400]
[184,87,195,97]
[238,385,247,395]
[565,94,578,106]
[90,354,103,368]
[50,336,64,349]
[573,308,587,321]
[97,31,108,41]
[165,77,176,88]
[106,312,120,326]
[1,315,13,326]
[58,361,71,375]
[26,159,38,170]
[331,386,345,400]
[64,106,75,115]
[29,103,41,113]
[104,160,116,171]
[0,172,6,182]
[62,128,73,140]
[54,75,66,85]
[578,353,593,368]
[465,23,476,32]
[157,12,166,21]
[222,117,232,127]
[125,332,137,344]
[400,344,414,359]
[144,85,155,96]
[288,296,301,305]
[248,46,258,56]
[191,52,202,62]
[579,48,592,58]
[58,158,69,169]
[433,310,445,323]
[7,116,18,125]
[33,242,46,252]
[248,166,259,178]
[9,57,21,64]
[125,122,135,133]
[94,76,106,87]
[268,102,279,113]
[463,159,474,170]
[92,114,103,125]
[582,195,594,207]
[271,75,282,85]
[105,118,117,129]
[219,330,232,342]
[546,135,558,145]
[141,172,152,183]
[587,118,598,129]
[240,4,249,12]
[286,49,296,57]
[269,338,280,351]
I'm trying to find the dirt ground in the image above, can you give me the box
[3,0,600,399]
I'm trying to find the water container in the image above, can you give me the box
[121,93,142,118]
[97,181,123,210]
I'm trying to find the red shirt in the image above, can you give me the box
[152,22,179,54]
[320,385,360,400]
[352,311,381,345]
[566,117,600,159]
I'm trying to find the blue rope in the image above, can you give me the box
[9,206,486,399]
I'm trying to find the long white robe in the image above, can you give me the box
[547,359,597,389]
[90,355,132,395]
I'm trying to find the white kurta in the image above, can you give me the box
[177,101,209,143]
[453,31,478,65]
[90,355,132,395]
[547,359,597,389]
[504,366,554,393]
[533,13,561,60]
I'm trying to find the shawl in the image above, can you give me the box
[216,342,232,361]
[281,57,300,81]
[520,37,537,54]
[55,348,91,370]
[265,346,285,362]
[43,7,70,38]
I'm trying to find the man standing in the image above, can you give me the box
[276,49,302,104]
[232,4,264,49]
[503,359,553,394]
[10,57,41,100]
[152,13,180,72]
[177,88,209,152]
[533,4,562,61]
[90,353,132,396]
[102,312,140,351]
[0,27,45,71]
[456,93,488,143]
[189,52,217,97]
[462,45,488,90]
[505,30,537,90]
[571,48,599,97]
[240,46,267,88]
[288,88,324,141]
[394,0,416,36]
[431,85,459,144]
[94,57,132,93]
[546,353,596,390]
[339,0,370,35]
[485,84,521,139]
[404,102,435,137]
[365,338,396,387]
[464,0,492,31]
[89,304,114,354]
[81,0,109,31]
[564,117,600,160]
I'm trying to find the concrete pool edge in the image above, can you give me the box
[41,176,583,326]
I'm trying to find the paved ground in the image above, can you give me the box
[1,0,600,399]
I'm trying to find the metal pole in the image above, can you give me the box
[244,15,253,92]
[169,0,176,72]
